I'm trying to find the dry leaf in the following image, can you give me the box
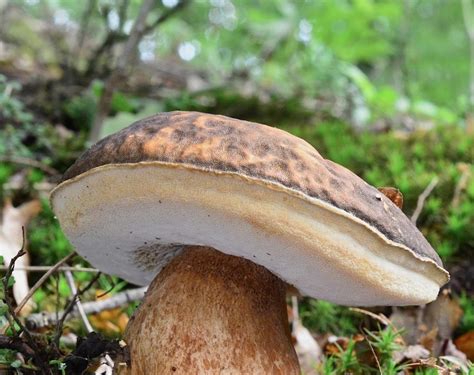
[454,331,474,361]
[89,291,129,333]
[378,187,403,209]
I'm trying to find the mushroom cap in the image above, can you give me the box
[51,111,449,306]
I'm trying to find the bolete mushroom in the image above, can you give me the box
[51,111,449,374]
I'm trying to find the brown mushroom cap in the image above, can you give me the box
[51,111,449,306]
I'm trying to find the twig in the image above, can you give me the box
[142,0,190,35]
[361,329,382,374]
[88,0,190,143]
[410,177,439,225]
[462,0,474,115]
[451,164,471,208]
[2,240,26,335]
[0,265,98,273]
[64,270,94,333]
[0,156,58,175]
[14,252,76,315]
[0,335,36,358]
[26,287,147,330]
[1,229,51,374]
[53,272,102,349]
[349,307,393,327]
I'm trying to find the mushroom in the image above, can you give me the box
[51,111,449,374]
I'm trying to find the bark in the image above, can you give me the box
[124,247,300,374]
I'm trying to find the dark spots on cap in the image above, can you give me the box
[312,175,323,184]
[325,162,341,178]
[295,162,307,172]
[171,129,186,142]
[223,140,245,157]
[254,142,271,157]
[329,178,343,189]
[143,126,157,136]
[271,160,290,174]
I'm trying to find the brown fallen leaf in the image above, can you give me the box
[454,331,474,361]
[89,291,129,334]
[378,187,403,209]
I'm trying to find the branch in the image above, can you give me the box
[462,0,474,40]
[142,0,190,35]
[64,270,94,333]
[1,230,52,374]
[451,163,471,209]
[88,0,190,143]
[462,0,474,114]
[75,0,99,62]
[0,335,36,358]
[0,265,98,273]
[411,177,439,225]
[2,237,26,336]
[14,252,76,315]
[0,156,58,175]
[26,287,147,330]
[53,272,102,349]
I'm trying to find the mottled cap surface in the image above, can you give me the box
[62,111,443,268]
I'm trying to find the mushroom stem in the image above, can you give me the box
[124,246,300,374]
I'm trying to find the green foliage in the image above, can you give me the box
[321,339,363,374]
[63,93,96,131]
[459,293,474,333]
[29,200,73,265]
[319,327,408,374]
[364,326,405,374]
[300,299,359,336]
[282,121,474,262]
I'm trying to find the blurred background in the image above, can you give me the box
[0,0,474,373]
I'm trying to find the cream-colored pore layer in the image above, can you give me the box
[51,163,443,306]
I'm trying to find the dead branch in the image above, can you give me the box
[65,269,94,333]
[2,237,26,336]
[462,0,474,115]
[451,163,471,209]
[1,199,42,312]
[15,252,76,315]
[0,265,98,273]
[26,287,147,330]
[142,0,190,35]
[0,335,36,358]
[53,272,102,350]
[89,0,190,143]
[349,307,393,327]
[1,232,51,374]
[411,177,439,225]
[0,156,58,175]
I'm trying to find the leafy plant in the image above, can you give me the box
[300,299,359,336]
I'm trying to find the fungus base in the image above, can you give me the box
[124,246,300,374]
